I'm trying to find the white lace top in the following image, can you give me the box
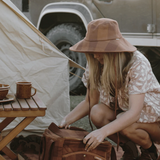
[82,51,160,123]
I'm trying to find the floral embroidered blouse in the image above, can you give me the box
[82,51,160,123]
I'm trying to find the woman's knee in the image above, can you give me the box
[90,104,104,122]
[90,103,115,128]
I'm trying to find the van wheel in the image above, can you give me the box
[46,23,86,95]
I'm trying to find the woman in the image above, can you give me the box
[59,18,160,160]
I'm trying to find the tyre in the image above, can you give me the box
[46,23,87,95]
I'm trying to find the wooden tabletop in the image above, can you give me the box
[0,94,46,117]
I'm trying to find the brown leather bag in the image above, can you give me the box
[39,123,117,160]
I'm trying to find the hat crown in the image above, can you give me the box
[85,18,122,41]
[69,18,136,53]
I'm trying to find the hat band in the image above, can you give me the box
[84,36,122,42]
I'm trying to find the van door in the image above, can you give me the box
[93,0,154,37]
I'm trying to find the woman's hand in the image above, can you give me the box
[59,117,70,129]
[83,129,106,152]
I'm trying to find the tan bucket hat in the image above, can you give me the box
[70,18,136,53]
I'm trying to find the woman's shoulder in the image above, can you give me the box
[126,50,153,82]
[133,50,150,64]
[130,50,151,70]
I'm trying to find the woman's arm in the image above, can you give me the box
[59,88,100,128]
[101,93,145,134]
[83,93,145,151]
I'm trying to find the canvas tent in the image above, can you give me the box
[0,0,83,134]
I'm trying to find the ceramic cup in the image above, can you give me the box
[0,88,9,100]
[16,82,37,99]
[0,84,10,100]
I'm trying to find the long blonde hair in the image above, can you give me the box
[85,52,134,96]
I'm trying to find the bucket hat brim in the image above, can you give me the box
[70,37,136,53]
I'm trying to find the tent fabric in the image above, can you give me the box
[0,0,80,133]
[2,0,85,70]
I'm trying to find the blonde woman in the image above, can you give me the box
[59,18,160,160]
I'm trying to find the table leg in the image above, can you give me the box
[2,147,17,160]
[0,118,15,132]
[0,123,18,160]
[0,155,5,160]
[0,117,35,159]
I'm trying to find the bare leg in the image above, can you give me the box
[90,103,150,159]
[119,121,160,159]
[90,103,160,148]
[90,103,129,144]
[120,121,160,149]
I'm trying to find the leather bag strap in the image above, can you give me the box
[50,138,65,160]
[111,147,117,160]
[43,135,55,160]
[113,54,119,151]
[88,83,94,131]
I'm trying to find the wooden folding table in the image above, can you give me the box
[0,94,47,160]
